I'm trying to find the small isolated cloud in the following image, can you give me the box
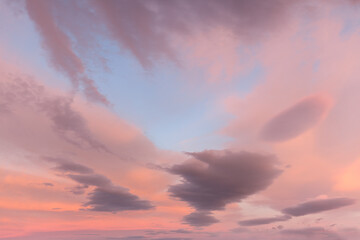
[281,227,343,240]
[42,182,54,187]
[282,197,356,217]
[84,186,154,212]
[260,95,329,142]
[182,211,219,227]
[238,215,291,226]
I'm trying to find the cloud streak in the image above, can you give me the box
[282,197,356,217]
[260,95,329,142]
[50,157,154,212]
[281,227,343,240]
[238,215,291,226]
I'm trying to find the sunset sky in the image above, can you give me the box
[1,0,360,239]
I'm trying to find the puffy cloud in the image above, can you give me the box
[282,197,356,217]
[168,150,282,226]
[260,95,329,142]
[238,215,291,226]
[168,150,282,211]
[84,186,154,212]
[182,211,219,227]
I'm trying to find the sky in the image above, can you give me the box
[1,0,360,239]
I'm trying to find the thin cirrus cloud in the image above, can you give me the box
[238,215,291,226]
[46,157,95,174]
[17,0,305,105]
[167,150,282,226]
[25,0,109,105]
[281,227,343,240]
[3,0,360,239]
[260,95,330,142]
[282,197,356,217]
[0,74,109,152]
[49,156,154,212]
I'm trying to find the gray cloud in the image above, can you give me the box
[168,150,282,226]
[152,238,192,240]
[42,182,54,187]
[0,76,109,151]
[67,174,112,187]
[182,211,219,227]
[281,227,343,240]
[21,0,300,70]
[45,156,94,174]
[170,229,192,234]
[25,0,109,105]
[107,237,145,240]
[238,215,291,226]
[69,184,89,195]
[49,157,154,212]
[168,150,282,212]
[260,96,328,142]
[84,186,154,212]
[145,229,193,236]
[39,96,110,151]
[282,197,356,217]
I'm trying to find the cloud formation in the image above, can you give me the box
[238,215,291,226]
[260,95,329,142]
[84,186,154,212]
[169,150,282,211]
[168,150,282,226]
[22,0,300,68]
[282,197,356,217]
[182,211,219,227]
[0,75,109,151]
[45,157,94,174]
[50,157,154,212]
[281,227,343,240]
[25,0,109,105]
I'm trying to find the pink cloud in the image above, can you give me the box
[260,95,330,142]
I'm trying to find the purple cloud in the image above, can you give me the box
[168,150,282,211]
[281,227,343,240]
[282,197,356,217]
[25,0,109,105]
[182,211,219,227]
[49,157,154,212]
[167,150,282,226]
[260,96,329,142]
[238,215,291,226]
[84,186,154,212]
